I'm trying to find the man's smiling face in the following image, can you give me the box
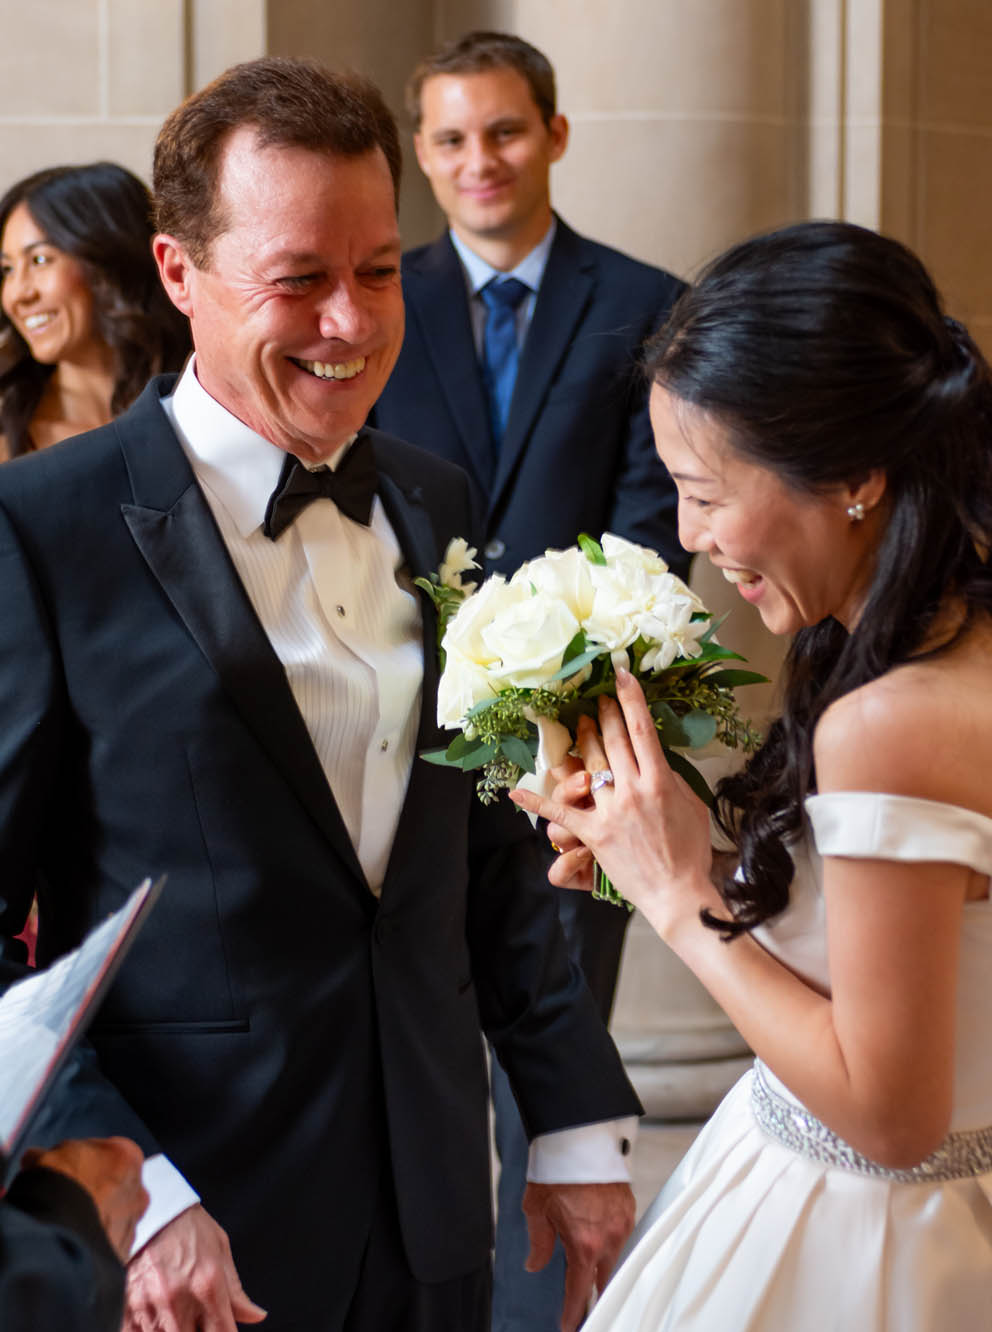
[156,126,404,463]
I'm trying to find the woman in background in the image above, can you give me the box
[513,220,992,1329]
[0,161,189,458]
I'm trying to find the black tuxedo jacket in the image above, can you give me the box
[1,1169,125,1331]
[371,218,688,578]
[0,379,640,1328]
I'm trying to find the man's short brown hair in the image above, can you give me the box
[405,31,557,130]
[153,56,402,267]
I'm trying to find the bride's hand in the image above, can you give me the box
[510,669,719,938]
[545,764,596,892]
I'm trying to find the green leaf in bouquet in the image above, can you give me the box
[693,642,747,664]
[702,668,770,688]
[460,740,500,770]
[443,732,482,760]
[697,611,728,644]
[500,735,536,774]
[420,746,458,767]
[548,645,602,682]
[652,703,717,749]
[662,747,715,806]
[439,732,499,770]
[464,697,499,722]
[577,533,607,565]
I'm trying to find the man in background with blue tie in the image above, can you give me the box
[370,30,687,1332]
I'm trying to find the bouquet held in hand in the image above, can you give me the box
[416,533,763,906]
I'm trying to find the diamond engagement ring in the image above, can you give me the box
[589,769,615,793]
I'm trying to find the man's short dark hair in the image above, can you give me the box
[406,31,557,130]
[153,56,402,267]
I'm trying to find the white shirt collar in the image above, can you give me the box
[448,216,557,297]
[163,357,356,539]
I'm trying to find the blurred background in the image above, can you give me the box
[2,0,989,1138]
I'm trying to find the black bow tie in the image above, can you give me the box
[263,433,378,540]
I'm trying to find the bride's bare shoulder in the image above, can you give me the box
[813,617,992,808]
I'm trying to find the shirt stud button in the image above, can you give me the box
[380,739,389,752]
[336,605,346,617]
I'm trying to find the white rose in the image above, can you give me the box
[438,536,480,592]
[436,650,496,727]
[601,532,669,576]
[480,588,580,688]
[510,546,595,622]
[581,563,642,651]
[441,574,517,670]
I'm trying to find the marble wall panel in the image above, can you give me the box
[107,0,185,116]
[0,0,102,117]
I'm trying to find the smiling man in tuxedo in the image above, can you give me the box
[0,57,640,1332]
[370,32,686,1331]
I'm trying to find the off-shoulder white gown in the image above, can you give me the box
[585,794,992,1331]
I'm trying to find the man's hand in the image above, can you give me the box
[28,1136,149,1262]
[125,1203,267,1331]
[523,1181,635,1331]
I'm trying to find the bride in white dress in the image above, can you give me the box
[511,220,992,1330]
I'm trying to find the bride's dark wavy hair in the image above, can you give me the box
[0,162,191,455]
[645,220,992,935]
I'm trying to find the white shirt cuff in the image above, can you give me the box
[526,1116,639,1184]
[131,1153,201,1256]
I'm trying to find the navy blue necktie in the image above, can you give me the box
[480,277,529,449]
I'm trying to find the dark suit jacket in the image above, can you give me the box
[371,218,689,578]
[0,379,641,1328]
[1,1169,125,1332]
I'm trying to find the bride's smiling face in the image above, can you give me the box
[649,384,883,635]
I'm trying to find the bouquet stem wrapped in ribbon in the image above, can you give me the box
[416,534,764,908]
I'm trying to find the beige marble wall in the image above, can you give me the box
[806,0,992,356]
[0,0,265,189]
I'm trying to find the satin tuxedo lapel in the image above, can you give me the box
[372,441,443,750]
[402,238,494,491]
[115,379,367,888]
[370,433,455,892]
[494,221,595,507]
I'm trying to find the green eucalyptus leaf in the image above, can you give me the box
[549,646,602,682]
[651,703,716,749]
[465,697,500,721]
[444,732,478,760]
[501,735,536,774]
[663,747,714,806]
[703,668,769,688]
[421,747,458,766]
[460,741,499,770]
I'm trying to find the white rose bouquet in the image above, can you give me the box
[415,533,764,906]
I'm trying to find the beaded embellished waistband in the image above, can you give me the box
[750,1063,992,1183]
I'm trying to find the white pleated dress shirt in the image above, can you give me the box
[131,360,633,1254]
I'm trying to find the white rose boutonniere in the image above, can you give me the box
[416,534,765,906]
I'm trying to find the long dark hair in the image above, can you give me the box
[0,162,190,455]
[645,220,992,934]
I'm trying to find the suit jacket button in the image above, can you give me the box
[484,539,505,561]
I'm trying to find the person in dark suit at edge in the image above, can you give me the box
[0,57,642,1332]
[1,1136,147,1331]
[370,31,685,1331]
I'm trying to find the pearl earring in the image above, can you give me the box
[846,502,866,522]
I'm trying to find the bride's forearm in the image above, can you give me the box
[655,903,950,1169]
